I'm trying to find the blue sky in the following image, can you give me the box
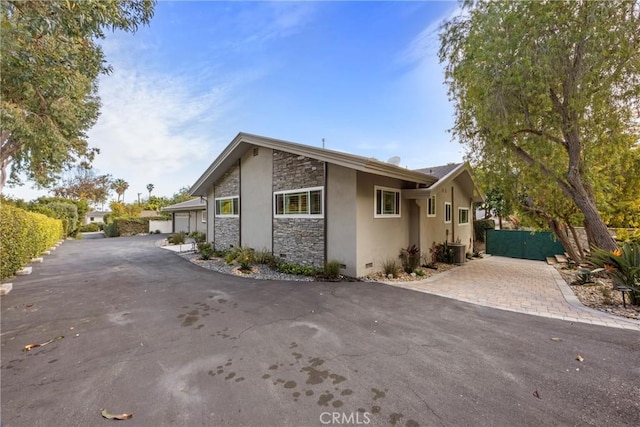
[7,1,463,204]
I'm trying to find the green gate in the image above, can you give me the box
[486,230,565,261]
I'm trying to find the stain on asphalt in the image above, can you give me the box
[389,413,403,425]
[283,380,296,389]
[372,388,387,400]
[317,392,334,406]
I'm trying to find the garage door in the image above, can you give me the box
[174,213,190,233]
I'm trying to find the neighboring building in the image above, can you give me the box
[84,211,108,224]
[162,198,207,234]
[189,132,484,277]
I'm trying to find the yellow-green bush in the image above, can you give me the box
[0,204,63,280]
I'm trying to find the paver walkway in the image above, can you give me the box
[382,256,640,331]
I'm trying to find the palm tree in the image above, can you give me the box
[111,178,129,202]
[146,183,154,199]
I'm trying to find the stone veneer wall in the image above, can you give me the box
[272,150,325,267]
[213,164,240,250]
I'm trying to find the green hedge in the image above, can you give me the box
[0,204,63,280]
[473,219,496,242]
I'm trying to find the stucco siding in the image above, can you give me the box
[326,164,357,277]
[355,172,412,277]
[240,146,273,250]
[421,175,474,255]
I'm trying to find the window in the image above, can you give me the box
[215,196,239,217]
[427,195,436,217]
[201,211,207,223]
[458,207,469,225]
[444,202,452,224]
[274,187,323,217]
[374,186,401,217]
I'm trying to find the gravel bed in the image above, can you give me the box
[178,252,315,281]
[555,265,640,321]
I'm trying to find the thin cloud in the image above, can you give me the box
[399,5,463,66]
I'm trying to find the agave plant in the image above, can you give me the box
[587,242,640,304]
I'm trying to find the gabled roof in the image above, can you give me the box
[414,163,462,179]
[162,198,206,212]
[190,132,439,196]
[404,162,484,203]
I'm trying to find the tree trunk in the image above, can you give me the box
[565,169,617,251]
[548,219,582,263]
[567,223,585,259]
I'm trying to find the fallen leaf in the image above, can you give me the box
[100,409,133,420]
[533,390,541,399]
[26,304,33,308]
[576,355,584,362]
[23,335,64,352]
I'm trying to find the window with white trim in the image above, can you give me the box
[201,211,207,223]
[444,202,452,223]
[374,186,401,218]
[427,195,436,217]
[215,196,239,217]
[458,207,469,224]
[274,187,323,217]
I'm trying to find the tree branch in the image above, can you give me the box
[513,128,566,146]
[502,138,574,197]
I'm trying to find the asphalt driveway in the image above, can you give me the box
[1,236,639,426]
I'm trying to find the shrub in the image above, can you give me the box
[415,269,425,277]
[103,222,119,237]
[113,218,148,236]
[324,260,342,280]
[588,242,640,304]
[223,247,255,265]
[253,249,276,265]
[189,231,206,244]
[431,241,455,264]
[197,242,214,260]
[0,204,63,279]
[473,219,496,243]
[399,244,421,273]
[381,258,399,278]
[276,262,317,276]
[168,232,186,245]
[79,223,101,232]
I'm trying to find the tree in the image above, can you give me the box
[111,178,129,203]
[439,0,640,252]
[146,183,154,199]
[51,167,111,207]
[168,186,194,205]
[0,0,155,192]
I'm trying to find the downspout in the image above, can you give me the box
[238,159,241,248]
[323,162,328,266]
[451,186,455,243]
[212,183,216,248]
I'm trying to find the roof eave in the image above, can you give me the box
[190,132,438,194]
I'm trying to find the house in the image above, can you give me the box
[189,132,484,277]
[84,211,109,225]
[162,198,207,234]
